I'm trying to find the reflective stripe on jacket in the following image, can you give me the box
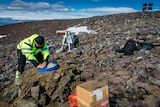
[17,34,50,62]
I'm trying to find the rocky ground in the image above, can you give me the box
[0,11,160,107]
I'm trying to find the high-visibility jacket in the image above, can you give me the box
[17,34,50,63]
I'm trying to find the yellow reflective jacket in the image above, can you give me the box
[17,34,50,63]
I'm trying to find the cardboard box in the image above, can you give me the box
[76,80,109,107]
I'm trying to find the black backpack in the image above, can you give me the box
[122,40,136,55]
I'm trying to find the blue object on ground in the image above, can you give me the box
[38,61,59,73]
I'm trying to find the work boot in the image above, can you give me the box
[15,71,22,86]
[15,70,21,79]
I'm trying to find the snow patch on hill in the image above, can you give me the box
[67,26,97,35]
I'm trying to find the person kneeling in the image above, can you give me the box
[15,34,50,85]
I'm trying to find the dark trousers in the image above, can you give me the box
[17,49,43,74]
[17,49,26,74]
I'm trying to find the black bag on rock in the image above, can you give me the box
[122,40,136,55]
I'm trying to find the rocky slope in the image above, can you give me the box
[0,11,160,107]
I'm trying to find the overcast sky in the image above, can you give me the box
[0,0,159,21]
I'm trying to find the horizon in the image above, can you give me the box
[0,10,159,26]
[0,11,156,26]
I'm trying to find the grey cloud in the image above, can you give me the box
[50,4,76,12]
[0,0,75,12]
[81,7,137,14]
[0,5,6,9]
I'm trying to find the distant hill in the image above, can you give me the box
[0,18,36,26]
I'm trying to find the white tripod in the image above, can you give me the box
[61,31,73,52]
